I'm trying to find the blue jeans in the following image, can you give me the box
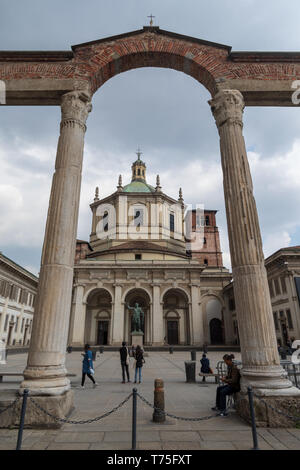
[216,385,234,411]
[135,366,142,382]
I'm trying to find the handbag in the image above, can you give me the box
[89,368,95,375]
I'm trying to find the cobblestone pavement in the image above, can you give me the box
[0,350,300,450]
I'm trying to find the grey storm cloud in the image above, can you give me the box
[1,0,300,273]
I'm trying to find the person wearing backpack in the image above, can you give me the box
[134,345,145,384]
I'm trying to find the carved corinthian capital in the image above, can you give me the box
[209,89,244,129]
[61,91,92,130]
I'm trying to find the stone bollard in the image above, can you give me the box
[185,361,196,383]
[153,378,166,423]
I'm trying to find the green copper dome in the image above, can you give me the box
[123,180,155,193]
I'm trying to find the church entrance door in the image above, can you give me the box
[97,321,109,345]
[167,320,179,345]
[210,318,223,344]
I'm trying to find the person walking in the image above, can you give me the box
[200,353,212,382]
[81,344,98,389]
[134,345,145,384]
[212,354,240,416]
[120,341,131,383]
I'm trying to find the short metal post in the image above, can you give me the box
[292,364,298,388]
[16,389,29,451]
[247,387,259,450]
[132,388,137,450]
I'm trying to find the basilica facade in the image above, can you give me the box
[68,153,231,347]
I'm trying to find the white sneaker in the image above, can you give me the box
[93,383,98,388]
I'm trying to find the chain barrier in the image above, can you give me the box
[136,392,218,421]
[28,392,133,425]
[0,396,20,416]
[253,392,300,423]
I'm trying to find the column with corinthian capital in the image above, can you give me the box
[209,89,299,396]
[20,91,92,396]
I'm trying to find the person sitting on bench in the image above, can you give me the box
[212,354,240,416]
[200,353,212,382]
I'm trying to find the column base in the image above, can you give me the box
[20,365,70,396]
[240,366,298,393]
[235,391,300,428]
[0,389,74,429]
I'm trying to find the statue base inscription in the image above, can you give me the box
[131,331,144,347]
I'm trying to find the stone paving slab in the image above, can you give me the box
[198,430,253,441]
[53,431,105,443]
[1,351,300,451]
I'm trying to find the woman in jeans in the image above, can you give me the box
[134,345,144,384]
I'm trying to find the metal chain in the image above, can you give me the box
[136,392,218,421]
[253,392,300,423]
[28,392,133,425]
[0,396,20,415]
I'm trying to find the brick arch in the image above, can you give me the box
[72,31,228,96]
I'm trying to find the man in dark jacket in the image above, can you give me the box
[119,341,131,384]
[212,354,240,416]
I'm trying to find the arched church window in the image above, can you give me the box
[103,211,108,232]
[170,213,175,232]
[134,209,143,227]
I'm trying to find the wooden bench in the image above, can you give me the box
[198,373,219,384]
[0,372,76,382]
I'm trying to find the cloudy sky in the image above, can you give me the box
[1,0,300,275]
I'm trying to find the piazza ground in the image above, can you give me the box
[0,350,299,451]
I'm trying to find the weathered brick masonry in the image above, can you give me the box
[1,27,300,105]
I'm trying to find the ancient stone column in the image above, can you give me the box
[209,89,299,395]
[20,91,92,396]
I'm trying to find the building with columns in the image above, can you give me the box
[2,26,298,423]
[0,252,37,347]
[223,246,300,347]
[68,153,231,347]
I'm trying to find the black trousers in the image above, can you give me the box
[81,372,95,386]
[216,385,234,411]
[121,362,130,382]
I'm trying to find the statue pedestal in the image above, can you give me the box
[131,331,144,347]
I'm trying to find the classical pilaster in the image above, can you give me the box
[209,89,299,395]
[20,91,92,396]
[111,284,123,345]
[190,283,203,346]
[152,284,163,345]
[68,285,86,346]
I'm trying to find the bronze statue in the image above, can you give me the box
[127,302,144,332]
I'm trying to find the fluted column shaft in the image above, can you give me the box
[21,91,92,395]
[209,89,294,393]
